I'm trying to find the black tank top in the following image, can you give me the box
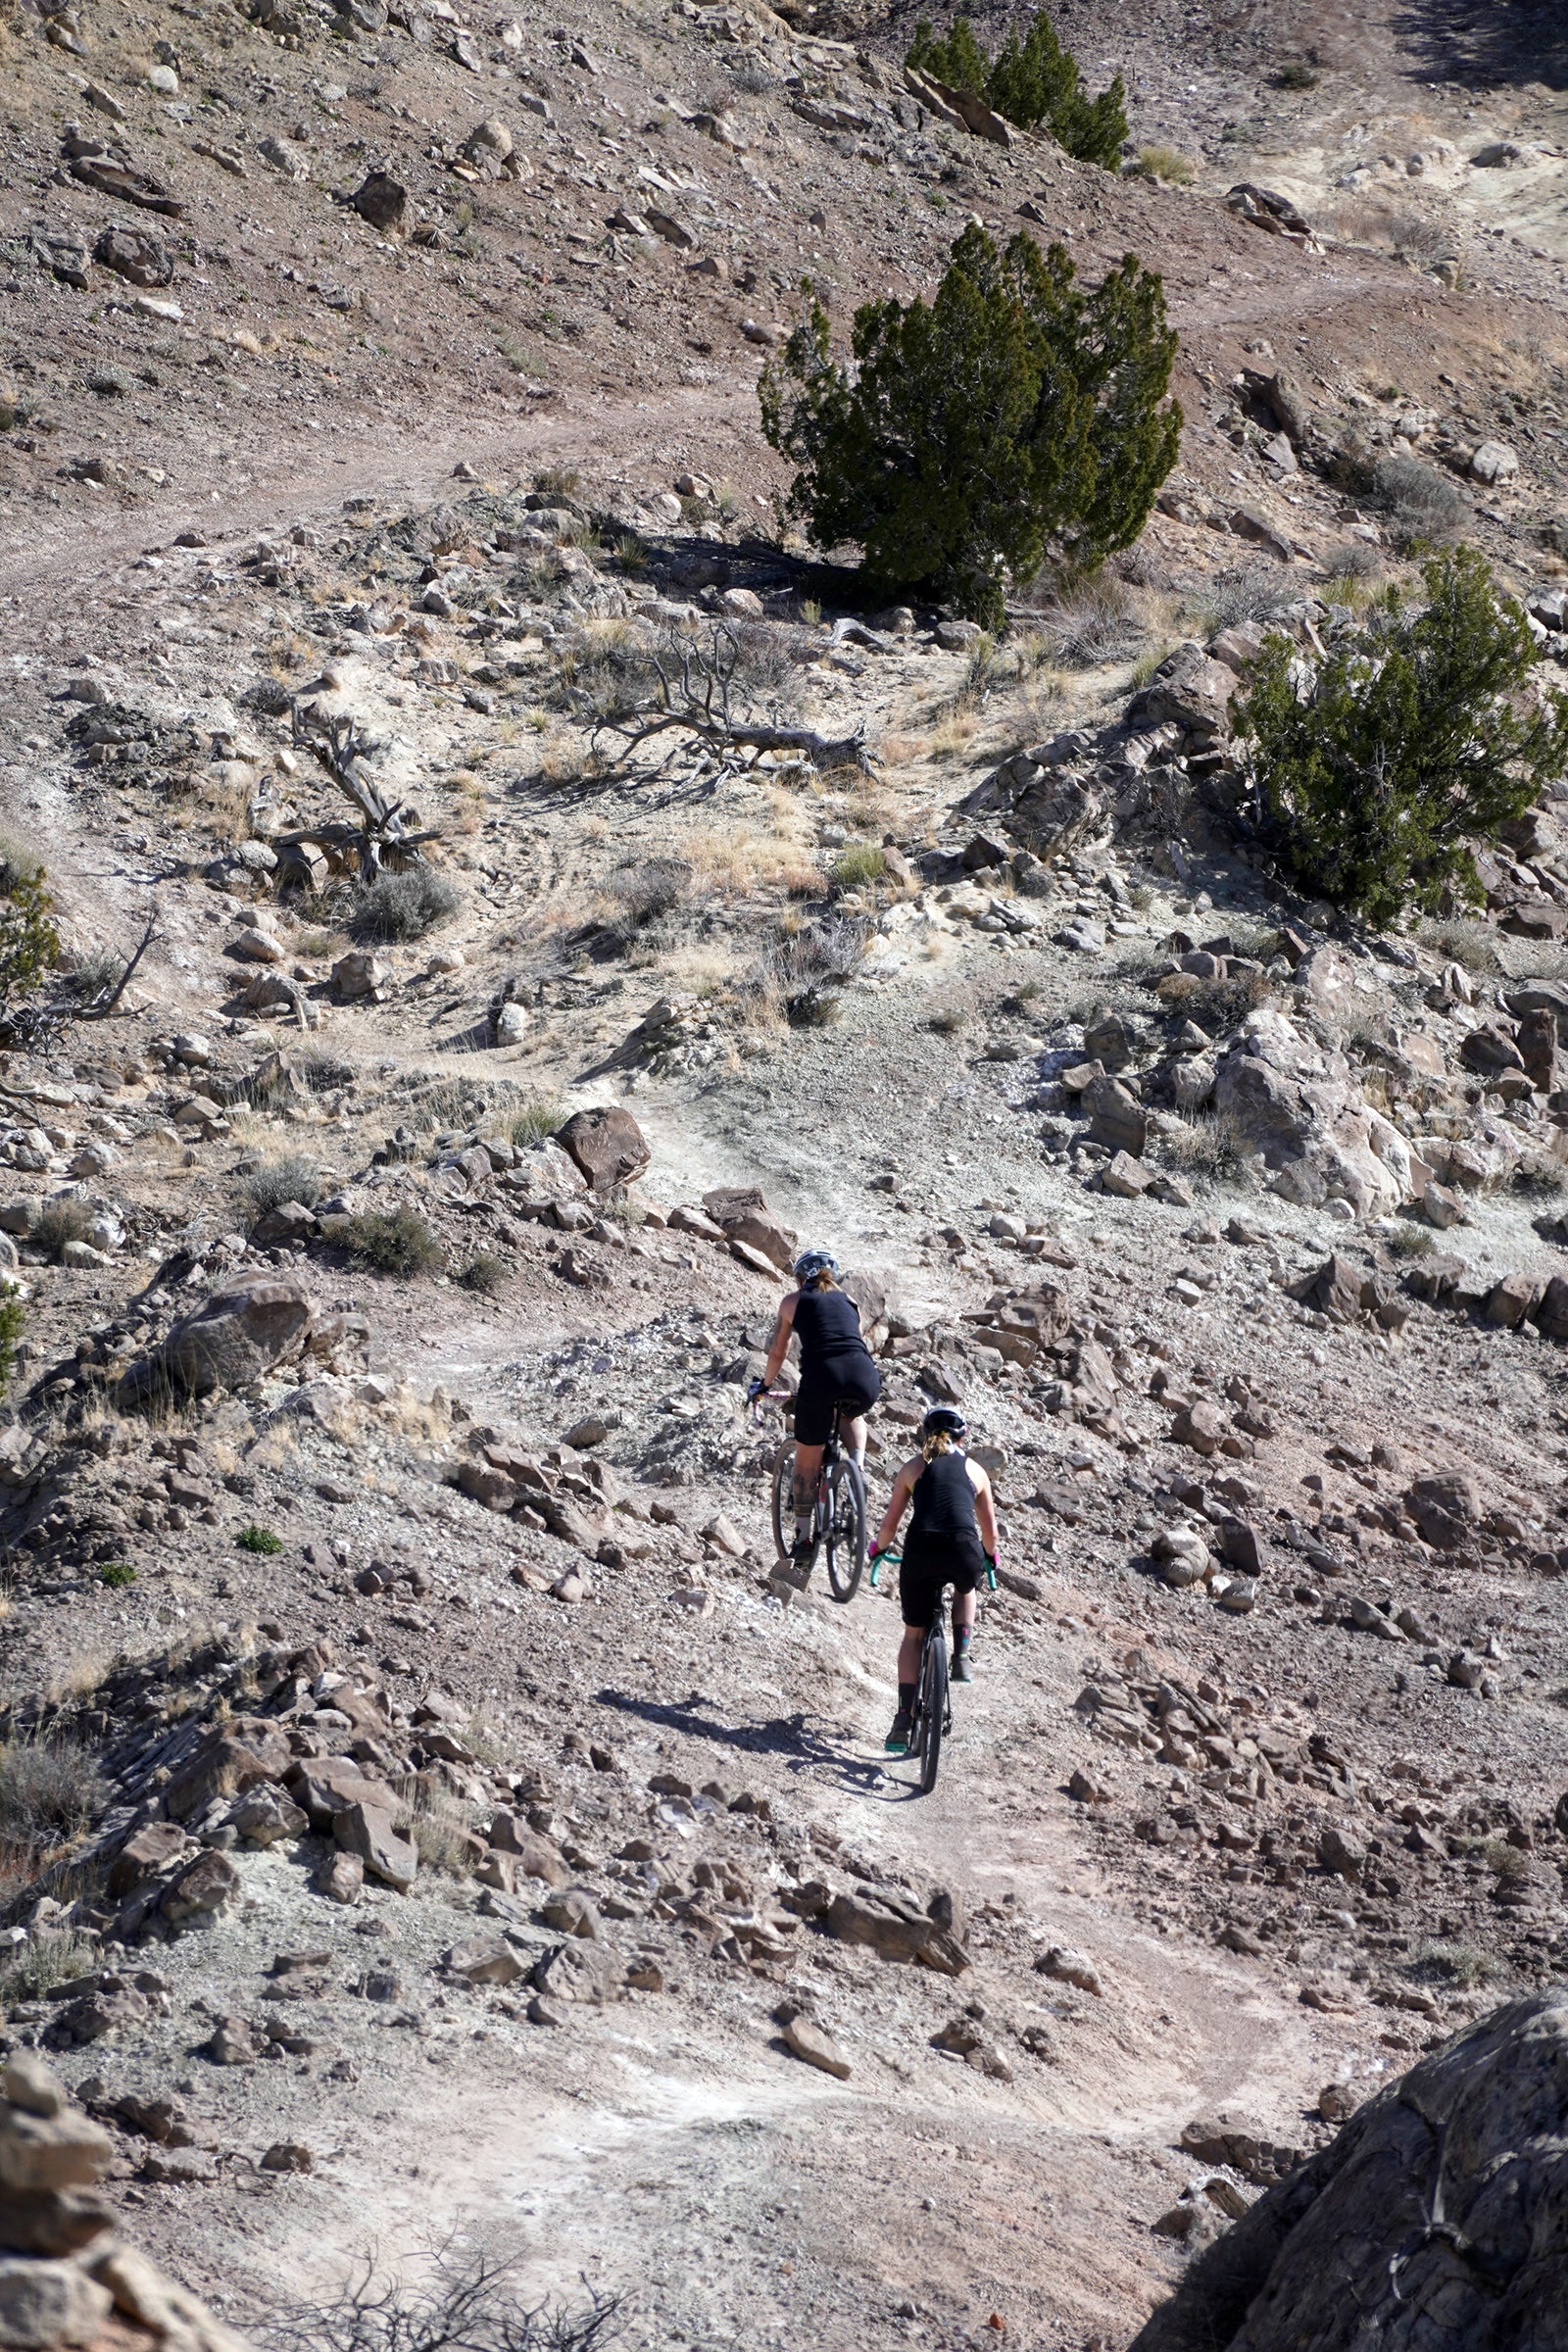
[909,1449,978,1540]
[792,1285,866,1369]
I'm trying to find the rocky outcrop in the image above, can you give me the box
[0,2054,249,2352]
[1212,1007,1419,1215]
[1131,1990,1568,2352]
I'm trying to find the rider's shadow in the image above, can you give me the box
[595,1687,888,1793]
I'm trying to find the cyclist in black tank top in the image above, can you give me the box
[867,1406,999,1753]
[752,1248,882,1563]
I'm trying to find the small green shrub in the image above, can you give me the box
[505,1096,566,1148]
[760,224,1181,628]
[0,1287,23,1402]
[1239,546,1568,928]
[100,1561,136,1588]
[1274,59,1318,88]
[533,464,581,500]
[908,9,1128,168]
[928,1006,968,1034]
[830,842,888,892]
[236,1524,283,1554]
[351,869,462,945]
[459,1251,508,1295]
[0,859,59,1038]
[343,1203,442,1277]
[1387,1224,1435,1260]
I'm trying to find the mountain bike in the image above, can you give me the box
[752,1389,867,1602]
[871,1545,996,1795]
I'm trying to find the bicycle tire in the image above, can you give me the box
[919,1627,948,1794]
[823,1458,866,1602]
[770,1439,800,1564]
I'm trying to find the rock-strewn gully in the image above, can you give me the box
[2,0,1568,2347]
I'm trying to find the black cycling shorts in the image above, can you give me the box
[793,1356,881,1447]
[899,1529,985,1630]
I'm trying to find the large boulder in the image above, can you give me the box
[1403,1470,1480,1551]
[1131,1990,1568,2352]
[1213,1009,1417,1215]
[122,1271,314,1401]
[555,1106,649,1193]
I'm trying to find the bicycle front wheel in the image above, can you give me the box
[770,1438,800,1563]
[918,1628,948,1794]
[823,1458,866,1602]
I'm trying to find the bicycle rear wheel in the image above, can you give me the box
[918,1627,948,1794]
[770,1439,800,1564]
[823,1458,866,1602]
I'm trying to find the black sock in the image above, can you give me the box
[898,1682,915,1713]
[955,1624,972,1650]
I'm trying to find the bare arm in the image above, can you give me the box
[968,1463,999,1556]
[872,1458,921,1553]
[760,1292,799,1388]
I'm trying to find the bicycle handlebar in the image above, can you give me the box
[869,1546,999,1592]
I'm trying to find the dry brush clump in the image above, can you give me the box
[234,1153,321,1223]
[259,2242,622,2352]
[351,868,463,944]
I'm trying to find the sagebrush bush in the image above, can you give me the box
[0,1933,96,2005]
[343,1203,442,1277]
[460,1251,508,1295]
[0,1740,107,1849]
[31,1199,90,1262]
[761,224,1180,627]
[1371,453,1466,547]
[64,949,124,1003]
[1039,574,1144,666]
[236,1153,320,1222]
[908,9,1128,167]
[351,868,462,944]
[1239,546,1568,927]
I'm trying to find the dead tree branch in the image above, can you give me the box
[293,704,431,876]
[593,623,873,776]
[77,914,158,1020]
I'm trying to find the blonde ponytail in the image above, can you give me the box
[922,1429,954,1461]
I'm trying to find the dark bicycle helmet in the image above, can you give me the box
[920,1405,968,1442]
[793,1248,840,1286]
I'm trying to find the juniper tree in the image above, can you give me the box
[1237,545,1568,927]
[760,224,1181,628]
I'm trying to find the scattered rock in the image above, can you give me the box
[781,2015,852,2080]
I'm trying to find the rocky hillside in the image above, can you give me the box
[2,0,1568,2345]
